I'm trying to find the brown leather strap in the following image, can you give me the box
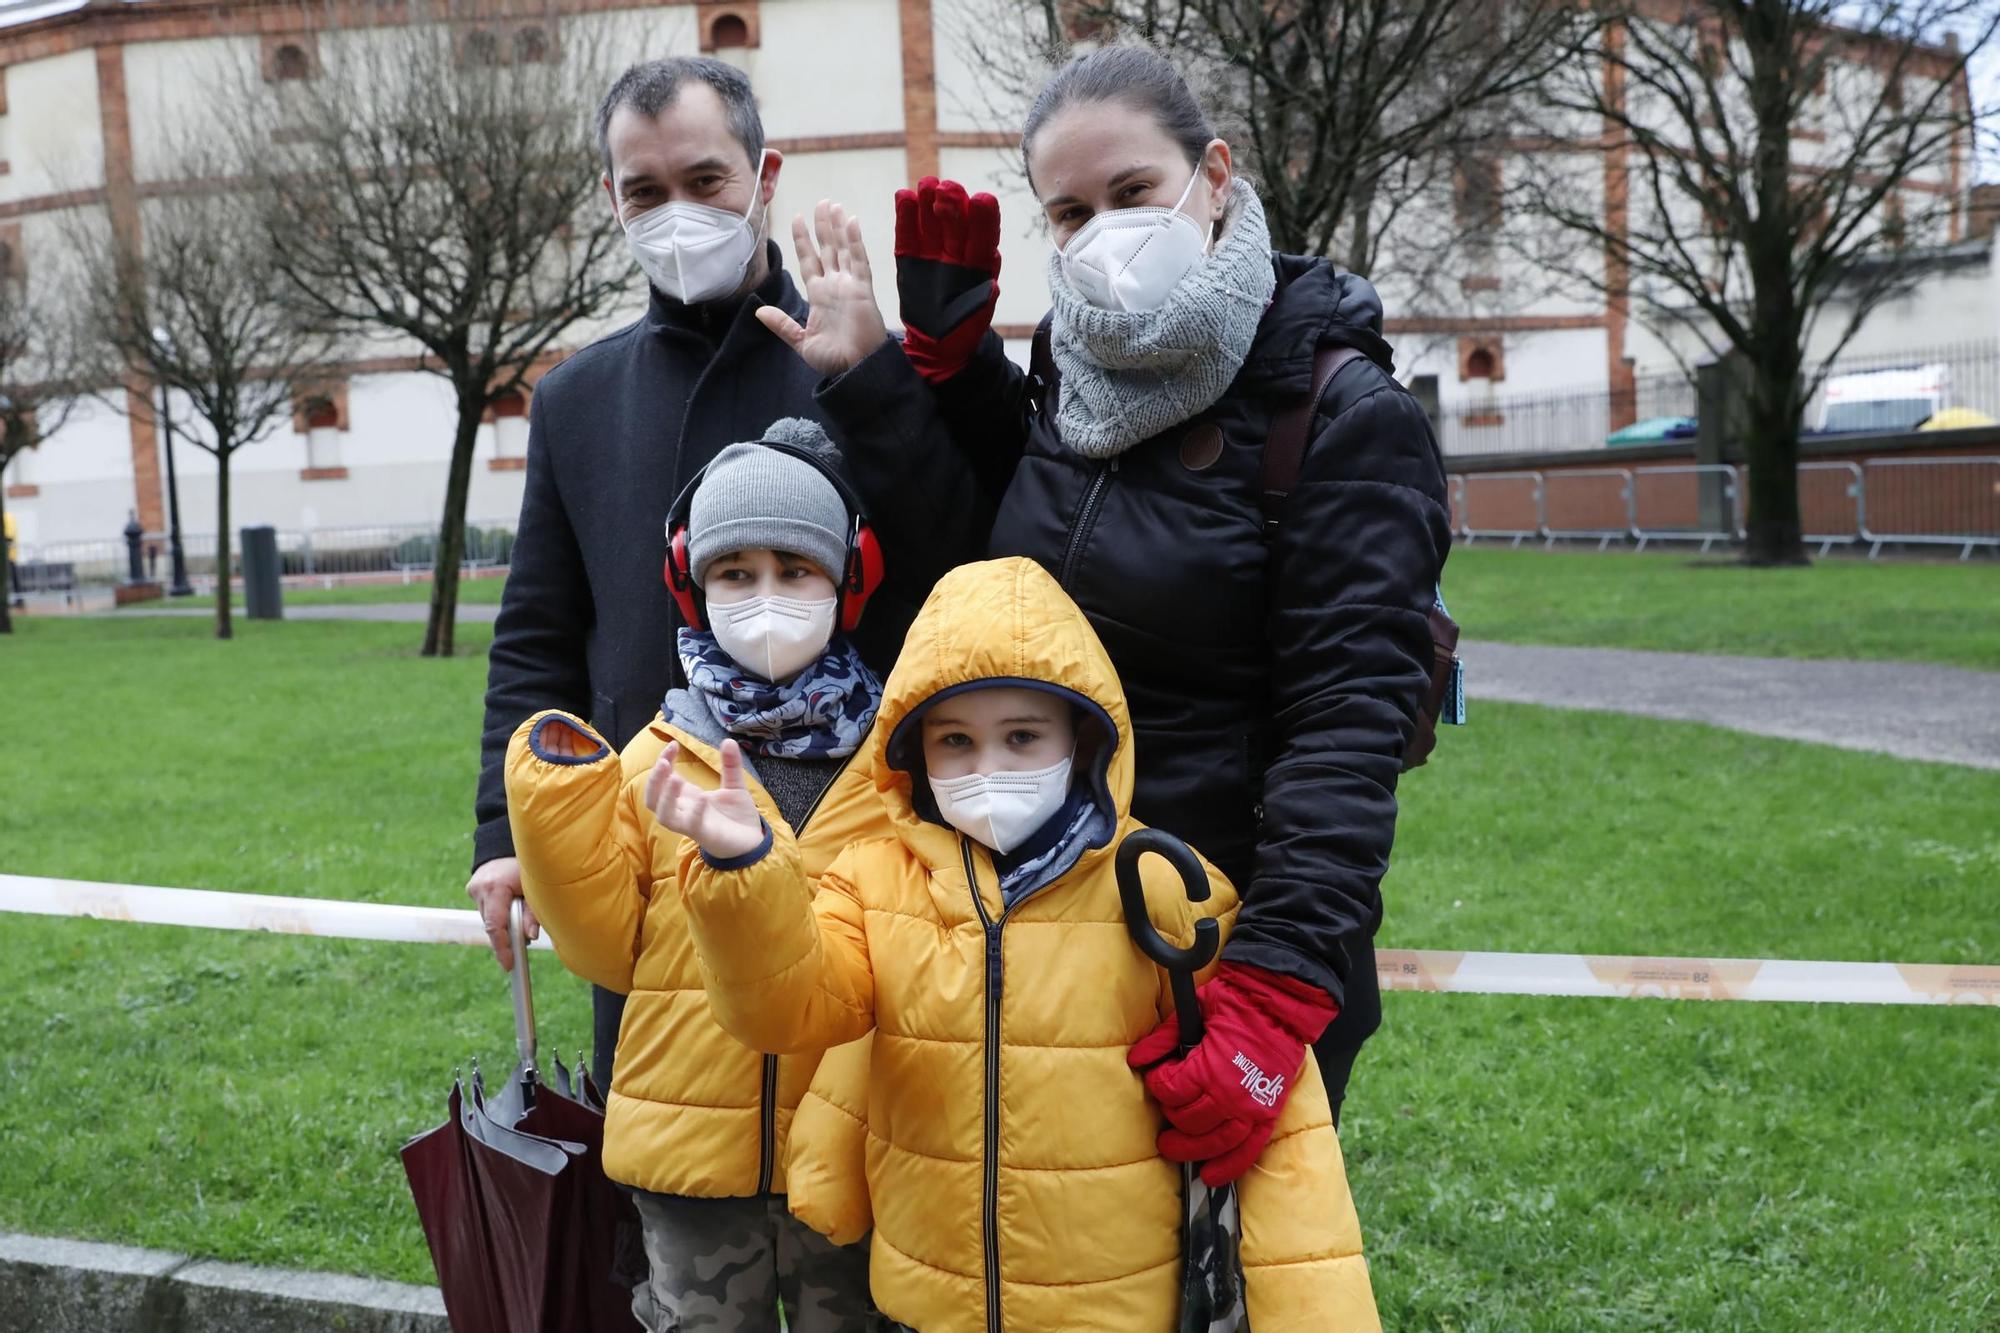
[1260,344,1364,530]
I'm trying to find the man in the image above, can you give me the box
[466,57,929,1087]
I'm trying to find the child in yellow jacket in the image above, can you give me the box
[654,557,1379,1333]
[503,419,888,1332]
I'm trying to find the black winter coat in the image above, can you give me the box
[823,256,1451,1006]
[472,255,935,870]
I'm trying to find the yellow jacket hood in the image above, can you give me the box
[870,557,1133,870]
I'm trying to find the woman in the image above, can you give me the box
[765,44,1451,1178]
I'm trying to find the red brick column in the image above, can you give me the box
[97,42,167,533]
[898,0,938,182]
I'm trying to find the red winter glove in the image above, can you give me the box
[1127,962,1338,1188]
[893,177,1001,384]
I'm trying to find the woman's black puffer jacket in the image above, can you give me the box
[816,255,1452,1010]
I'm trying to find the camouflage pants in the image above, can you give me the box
[629,1191,878,1332]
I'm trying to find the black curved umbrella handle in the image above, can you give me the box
[1116,828,1220,1052]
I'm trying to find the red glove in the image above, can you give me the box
[1127,962,1338,1187]
[893,177,1001,384]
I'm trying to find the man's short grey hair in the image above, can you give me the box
[595,57,766,177]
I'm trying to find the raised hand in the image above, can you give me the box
[894,177,1002,384]
[757,199,889,377]
[647,739,767,861]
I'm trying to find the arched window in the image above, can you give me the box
[513,26,551,63]
[273,43,311,80]
[490,390,529,461]
[1465,348,1496,380]
[709,13,750,49]
[302,396,341,431]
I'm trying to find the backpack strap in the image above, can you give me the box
[1259,340,1464,769]
[1259,343,1364,532]
[1027,313,1058,419]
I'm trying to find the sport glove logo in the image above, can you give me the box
[1231,1051,1285,1108]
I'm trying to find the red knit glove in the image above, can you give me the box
[1127,962,1339,1187]
[893,177,1001,384]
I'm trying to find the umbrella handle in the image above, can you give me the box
[508,897,537,1073]
[1115,828,1219,1052]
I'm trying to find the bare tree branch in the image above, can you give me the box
[1515,0,1996,564]
[63,135,338,640]
[227,0,635,656]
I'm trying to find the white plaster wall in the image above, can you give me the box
[123,37,255,182]
[2,46,104,200]
[1404,326,1617,457]
[939,143,1045,330]
[4,396,137,549]
[753,0,905,139]
[769,145,908,322]
[931,0,1032,135]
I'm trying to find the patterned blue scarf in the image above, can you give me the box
[676,628,881,759]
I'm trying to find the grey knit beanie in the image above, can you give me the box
[687,418,850,583]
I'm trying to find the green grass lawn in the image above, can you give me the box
[1,616,1995,1328]
[1445,546,2000,670]
[120,574,509,611]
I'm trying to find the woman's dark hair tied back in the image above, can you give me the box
[1021,46,1215,191]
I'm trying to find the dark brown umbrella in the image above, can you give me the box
[402,901,641,1332]
[1117,829,1246,1333]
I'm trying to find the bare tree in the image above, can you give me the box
[0,253,101,635]
[1518,0,1997,565]
[69,170,337,640]
[233,0,634,657]
[949,0,1582,295]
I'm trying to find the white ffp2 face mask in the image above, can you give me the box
[708,592,837,683]
[929,755,1073,855]
[624,151,769,304]
[1058,170,1208,313]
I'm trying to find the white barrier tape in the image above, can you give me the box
[0,875,555,952]
[3,876,1996,1006]
[1377,949,2000,1006]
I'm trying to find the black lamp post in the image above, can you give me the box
[152,326,193,598]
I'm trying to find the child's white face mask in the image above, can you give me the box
[709,593,836,682]
[929,756,1073,855]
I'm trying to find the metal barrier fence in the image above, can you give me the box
[1858,457,2000,560]
[1540,468,1633,549]
[1456,457,1999,558]
[1459,471,1545,545]
[1630,465,1739,552]
[14,519,520,591]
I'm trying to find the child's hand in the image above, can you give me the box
[647,739,767,861]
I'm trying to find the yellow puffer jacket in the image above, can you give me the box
[504,706,883,1198]
[681,558,1377,1332]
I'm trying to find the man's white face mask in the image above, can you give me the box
[928,755,1073,855]
[1058,169,1208,313]
[624,150,770,304]
[708,591,836,683]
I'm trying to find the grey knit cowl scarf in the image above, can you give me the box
[1044,176,1277,459]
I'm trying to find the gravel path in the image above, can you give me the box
[84,607,2000,769]
[1462,638,2000,770]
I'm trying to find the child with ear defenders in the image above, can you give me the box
[655,557,1379,1333]
[503,417,889,1333]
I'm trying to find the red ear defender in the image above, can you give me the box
[840,521,887,633]
[666,525,704,630]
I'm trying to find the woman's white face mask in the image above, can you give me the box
[624,151,770,304]
[1058,170,1208,313]
[928,755,1073,855]
[708,591,836,683]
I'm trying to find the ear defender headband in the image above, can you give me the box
[663,439,886,635]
